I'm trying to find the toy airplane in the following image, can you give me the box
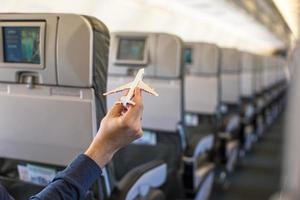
[103,68,158,107]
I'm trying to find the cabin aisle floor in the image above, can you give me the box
[211,113,284,200]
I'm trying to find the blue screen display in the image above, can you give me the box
[3,27,41,64]
[184,48,193,64]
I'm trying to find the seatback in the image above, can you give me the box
[277,57,287,85]
[108,32,183,132]
[0,13,110,197]
[240,52,255,99]
[275,57,284,85]
[254,55,264,96]
[262,56,279,92]
[270,57,278,89]
[262,56,270,91]
[219,48,241,134]
[238,52,257,123]
[220,48,241,107]
[107,32,184,198]
[184,42,220,115]
[0,13,109,166]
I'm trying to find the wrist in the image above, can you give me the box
[84,141,115,168]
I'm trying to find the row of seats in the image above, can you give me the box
[107,33,288,199]
[0,13,288,200]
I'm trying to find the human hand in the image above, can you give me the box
[85,88,144,168]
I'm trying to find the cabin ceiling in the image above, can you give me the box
[0,0,297,54]
[273,0,300,38]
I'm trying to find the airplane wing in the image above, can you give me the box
[138,81,159,96]
[103,82,132,96]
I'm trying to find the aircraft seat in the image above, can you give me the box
[240,52,257,151]
[261,56,280,127]
[183,42,219,154]
[219,48,241,173]
[268,57,286,122]
[107,32,214,199]
[110,160,167,200]
[107,32,183,199]
[183,42,219,197]
[253,55,267,136]
[0,13,165,200]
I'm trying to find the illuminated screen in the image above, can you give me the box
[3,27,41,64]
[117,38,145,61]
[184,48,193,64]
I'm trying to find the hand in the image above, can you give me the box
[85,88,144,168]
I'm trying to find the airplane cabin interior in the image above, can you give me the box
[0,0,299,200]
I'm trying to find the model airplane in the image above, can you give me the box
[103,68,159,107]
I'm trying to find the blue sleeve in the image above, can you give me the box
[0,184,14,200]
[30,154,102,200]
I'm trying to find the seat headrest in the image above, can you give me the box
[184,42,220,75]
[108,32,183,79]
[0,13,109,87]
[220,48,240,73]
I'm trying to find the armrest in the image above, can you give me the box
[189,134,214,159]
[225,115,240,133]
[110,160,167,200]
[185,124,214,158]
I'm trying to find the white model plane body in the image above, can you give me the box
[103,68,158,107]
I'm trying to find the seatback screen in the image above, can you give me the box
[184,48,192,64]
[3,27,41,64]
[117,38,145,61]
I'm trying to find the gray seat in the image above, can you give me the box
[107,32,215,199]
[107,32,182,199]
[219,48,241,173]
[240,52,257,151]
[183,42,219,198]
[0,13,166,200]
[261,56,276,126]
[262,56,286,125]
[253,55,267,136]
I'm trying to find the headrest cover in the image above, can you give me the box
[0,13,109,88]
[220,48,240,73]
[108,32,183,78]
[185,42,220,75]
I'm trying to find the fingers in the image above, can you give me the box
[134,87,142,103]
[107,88,142,119]
[107,103,124,117]
[124,88,144,121]
[131,88,143,115]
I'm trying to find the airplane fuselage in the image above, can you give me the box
[120,68,145,106]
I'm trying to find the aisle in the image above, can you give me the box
[211,115,284,200]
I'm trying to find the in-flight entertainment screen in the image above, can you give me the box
[3,27,41,64]
[117,38,146,61]
[184,48,193,64]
